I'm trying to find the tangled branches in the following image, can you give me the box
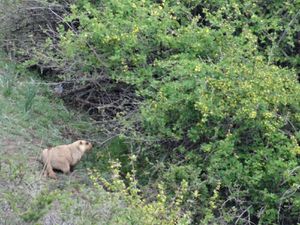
[56,76,141,135]
[0,0,68,61]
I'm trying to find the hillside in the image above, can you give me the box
[1,0,299,224]
[0,56,188,225]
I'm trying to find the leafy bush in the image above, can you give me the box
[189,0,300,73]
[89,159,191,225]
[52,1,300,223]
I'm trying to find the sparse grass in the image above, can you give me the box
[0,54,125,224]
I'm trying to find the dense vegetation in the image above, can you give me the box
[1,0,299,224]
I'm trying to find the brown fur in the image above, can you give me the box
[41,140,93,179]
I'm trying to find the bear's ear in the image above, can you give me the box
[80,141,83,145]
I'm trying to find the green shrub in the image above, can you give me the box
[19,0,300,223]
[89,159,191,225]
[192,0,300,73]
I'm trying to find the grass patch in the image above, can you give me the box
[0,54,123,224]
[21,190,58,223]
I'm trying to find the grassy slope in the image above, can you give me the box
[0,55,129,225]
